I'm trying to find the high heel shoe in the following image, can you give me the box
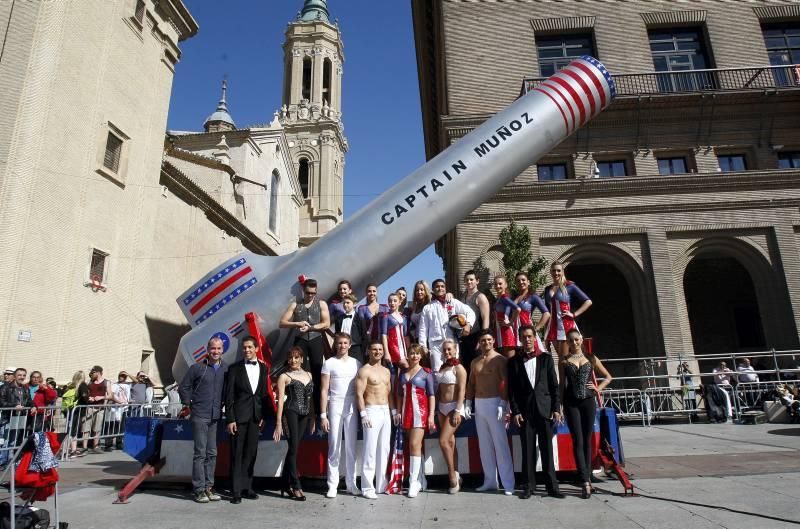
[281,487,296,500]
[448,471,462,494]
[294,489,307,501]
[581,483,592,500]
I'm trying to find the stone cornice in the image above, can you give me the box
[160,161,276,256]
[464,197,800,224]
[539,227,646,240]
[489,170,800,202]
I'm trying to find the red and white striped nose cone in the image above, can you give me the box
[533,55,616,134]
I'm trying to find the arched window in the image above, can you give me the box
[302,57,312,101]
[269,170,279,233]
[323,58,333,106]
[298,158,310,199]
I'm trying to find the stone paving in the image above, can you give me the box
[12,423,800,529]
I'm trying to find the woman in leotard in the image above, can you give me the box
[493,275,519,358]
[435,340,467,494]
[513,271,550,353]
[357,283,389,342]
[544,262,592,361]
[560,330,612,499]
[381,293,410,370]
[394,343,435,498]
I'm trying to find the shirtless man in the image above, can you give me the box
[355,341,394,499]
[465,330,514,495]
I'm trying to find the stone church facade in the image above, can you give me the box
[412,0,800,378]
[0,0,346,383]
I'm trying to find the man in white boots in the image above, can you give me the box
[465,330,515,495]
[355,341,393,499]
[320,332,362,498]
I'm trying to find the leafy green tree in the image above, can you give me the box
[498,220,548,294]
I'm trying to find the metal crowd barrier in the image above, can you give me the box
[60,403,155,460]
[600,389,646,426]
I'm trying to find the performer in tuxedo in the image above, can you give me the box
[225,336,268,504]
[508,325,564,499]
[333,295,368,364]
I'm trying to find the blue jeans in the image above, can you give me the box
[191,418,219,493]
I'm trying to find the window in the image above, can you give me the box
[762,24,800,86]
[302,57,312,101]
[717,154,747,172]
[103,132,123,173]
[649,28,712,92]
[323,58,333,106]
[134,0,146,25]
[269,170,279,234]
[778,152,800,169]
[536,34,595,77]
[537,163,569,181]
[298,158,310,198]
[86,247,109,288]
[657,156,688,175]
[596,160,628,178]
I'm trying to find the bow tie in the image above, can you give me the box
[246,361,258,365]
[342,314,353,319]
[526,351,543,360]
[445,358,461,367]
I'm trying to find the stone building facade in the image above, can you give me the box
[412,0,800,375]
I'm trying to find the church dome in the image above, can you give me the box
[203,79,236,132]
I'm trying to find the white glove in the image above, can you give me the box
[464,400,473,420]
[497,400,509,421]
[360,410,372,429]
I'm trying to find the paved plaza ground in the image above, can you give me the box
[14,422,800,528]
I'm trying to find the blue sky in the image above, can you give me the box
[167,0,444,300]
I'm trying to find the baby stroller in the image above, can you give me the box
[1,432,63,529]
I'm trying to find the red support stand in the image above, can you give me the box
[113,458,166,504]
[597,440,636,496]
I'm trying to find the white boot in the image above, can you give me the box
[408,456,422,498]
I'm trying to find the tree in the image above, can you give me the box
[498,220,548,294]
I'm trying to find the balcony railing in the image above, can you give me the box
[522,64,800,97]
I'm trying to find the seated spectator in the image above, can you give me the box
[712,362,734,386]
[736,358,759,383]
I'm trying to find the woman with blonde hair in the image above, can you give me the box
[493,275,520,358]
[544,261,592,360]
[394,343,435,497]
[407,280,431,343]
[435,340,467,493]
[63,370,89,458]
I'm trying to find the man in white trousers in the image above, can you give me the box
[418,279,475,371]
[355,341,393,499]
[465,330,515,495]
[320,332,362,498]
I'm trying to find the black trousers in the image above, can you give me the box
[229,419,260,496]
[458,333,480,376]
[296,337,325,410]
[282,409,311,489]
[564,397,596,483]
[348,344,365,365]
[520,413,559,492]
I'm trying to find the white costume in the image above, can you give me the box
[474,397,515,493]
[417,298,475,371]
[360,404,391,495]
[322,356,361,491]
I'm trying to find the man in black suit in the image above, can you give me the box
[333,295,368,364]
[225,336,267,504]
[508,325,565,499]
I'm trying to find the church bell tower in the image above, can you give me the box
[279,0,347,246]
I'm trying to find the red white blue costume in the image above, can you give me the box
[358,303,390,341]
[514,294,549,352]
[543,282,590,342]
[381,312,409,365]
[494,294,519,348]
[398,368,435,430]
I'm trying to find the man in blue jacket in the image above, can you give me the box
[179,337,227,503]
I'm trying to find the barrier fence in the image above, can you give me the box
[594,348,800,424]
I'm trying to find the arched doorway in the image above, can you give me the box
[683,256,765,355]
[558,242,663,380]
[567,262,638,358]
